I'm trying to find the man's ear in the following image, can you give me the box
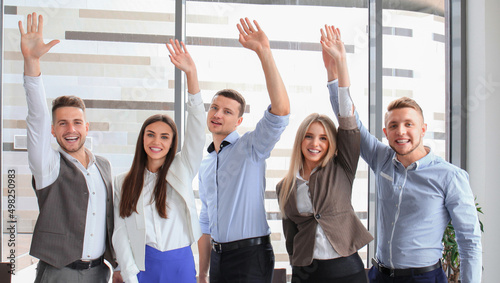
[235,116,243,127]
[421,123,427,137]
[383,127,388,138]
[51,125,56,137]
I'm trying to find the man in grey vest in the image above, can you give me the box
[19,12,119,282]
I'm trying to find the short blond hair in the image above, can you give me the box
[385,97,424,124]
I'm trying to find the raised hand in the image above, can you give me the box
[19,13,59,61]
[320,25,350,87]
[166,38,200,94]
[18,12,60,76]
[320,25,345,61]
[166,39,196,75]
[237,18,270,55]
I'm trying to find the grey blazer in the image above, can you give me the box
[277,116,373,267]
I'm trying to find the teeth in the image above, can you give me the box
[396,140,409,144]
[308,149,320,153]
[150,148,161,152]
[65,137,78,141]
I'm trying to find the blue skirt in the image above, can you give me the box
[137,245,196,283]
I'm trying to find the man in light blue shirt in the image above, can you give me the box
[326,72,482,282]
[320,29,481,282]
[197,18,290,283]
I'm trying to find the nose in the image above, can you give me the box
[397,125,406,135]
[312,137,320,146]
[68,123,77,132]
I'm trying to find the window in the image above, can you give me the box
[1,1,451,280]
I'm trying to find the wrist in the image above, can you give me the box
[24,58,41,77]
[256,46,272,59]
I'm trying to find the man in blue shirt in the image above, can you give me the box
[321,26,482,283]
[197,18,290,283]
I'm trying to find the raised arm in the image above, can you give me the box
[19,12,60,76]
[321,25,387,171]
[166,39,205,177]
[237,18,290,116]
[19,13,61,188]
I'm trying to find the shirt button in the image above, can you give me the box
[315,214,321,219]
[93,212,96,216]
[87,255,91,258]
[398,186,402,189]
[92,192,96,195]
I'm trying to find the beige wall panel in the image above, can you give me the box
[120,87,174,102]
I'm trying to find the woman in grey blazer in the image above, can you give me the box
[276,25,372,283]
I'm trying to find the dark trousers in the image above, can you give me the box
[292,252,367,283]
[34,260,110,283]
[209,242,275,283]
[368,265,447,283]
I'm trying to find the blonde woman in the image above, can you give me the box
[276,25,372,283]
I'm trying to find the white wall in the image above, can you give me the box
[467,0,500,281]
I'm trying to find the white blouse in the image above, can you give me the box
[143,170,191,251]
[296,172,341,260]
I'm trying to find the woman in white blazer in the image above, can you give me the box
[112,40,205,283]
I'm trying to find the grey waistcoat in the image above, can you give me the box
[30,153,116,269]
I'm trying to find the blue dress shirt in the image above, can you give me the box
[328,81,482,283]
[199,106,289,243]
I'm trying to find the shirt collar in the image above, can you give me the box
[391,146,434,170]
[58,146,95,167]
[207,130,240,153]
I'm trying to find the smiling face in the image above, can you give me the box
[383,107,427,165]
[207,95,243,140]
[51,106,89,155]
[143,121,174,170]
[301,122,330,171]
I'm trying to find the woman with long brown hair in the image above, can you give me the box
[276,25,372,283]
[112,39,205,283]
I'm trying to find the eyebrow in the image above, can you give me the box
[146,130,170,136]
[56,118,84,123]
[305,132,327,136]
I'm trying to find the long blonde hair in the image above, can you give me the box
[278,113,338,215]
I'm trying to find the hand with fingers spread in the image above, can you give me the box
[166,39,196,76]
[166,39,200,94]
[320,25,350,87]
[237,18,270,55]
[18,12,60,76]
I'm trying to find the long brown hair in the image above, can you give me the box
[119,114,178,219]
[278,113,337,215]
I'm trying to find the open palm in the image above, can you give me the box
[19,13,59,60]
[237,18,270,53]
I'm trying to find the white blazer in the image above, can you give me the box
[112,96,206,283]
